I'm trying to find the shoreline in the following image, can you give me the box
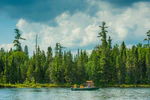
[1,84,150,88]
[0,83,72,88]
[100,84,150,88]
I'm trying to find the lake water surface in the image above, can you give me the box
[0,88,150,100]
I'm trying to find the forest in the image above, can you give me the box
[0,21,150,86]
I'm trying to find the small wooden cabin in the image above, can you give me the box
[85,80,94,88]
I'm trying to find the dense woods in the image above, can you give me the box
[0,21,150,86]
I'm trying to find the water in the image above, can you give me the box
[0,88,150,100]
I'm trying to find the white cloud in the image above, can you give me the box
[0,44,13,51]
[95,1,150,45]
[16,11,101,55]
[13,1,150,56]
[82,24,99,46]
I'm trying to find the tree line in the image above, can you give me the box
[0,22,150,85]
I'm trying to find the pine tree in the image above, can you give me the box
[26,59,35,83]
[76,50,86,83]
[2,55,9,83]
[97,21,108,48]
[108,36,112,50]
[117,41,126,84]
[97,21,112,85]
[111,44,119,83]
[131,46,139,84]
[146,51,150,83]
[144,30,150,47]
[34,46,43,83]
[45,46,53,83]
[24,45,29,57]
[86,50,100,84]
[13,29,26,51]
[63,51,73,83]
[51,43,65,84]
[9,57,17,83]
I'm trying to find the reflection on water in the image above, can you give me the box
[0,88,150,100]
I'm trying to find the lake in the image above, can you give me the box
[0,88,150,100]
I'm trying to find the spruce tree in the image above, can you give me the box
[24,45,29,57]
[13,29,26,51]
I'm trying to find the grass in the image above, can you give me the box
[99,84,150,88]
[0,83,73,88]
[1,83,150,88]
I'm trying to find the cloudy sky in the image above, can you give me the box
[0,0,150,55]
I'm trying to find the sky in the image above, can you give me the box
[0,0,150,56]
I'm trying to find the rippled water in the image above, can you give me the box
[0,88,150,100]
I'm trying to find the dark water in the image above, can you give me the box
[0,88,150,100]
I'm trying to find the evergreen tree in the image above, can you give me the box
[111,44,119,83]
[9,57,17,83]
[26,59,35,83]
[131,46,139,84]
[144,30,150,47]
[34,46,43,83]
[2,55,9,83]
[108,36,112,50]
[117,41,126,84]
[63,51,73,83]
[76,50,86,83]
[97,21,108,48]
[45,46,53,83]
[13,29,26,51]
[146,52,150,83]
[24,45,29,57]
[51,43,65,84]
[97,21,112,84]
[86,50,100,84]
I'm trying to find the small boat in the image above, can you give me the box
[71,87,99,91]
[71,80,99,91]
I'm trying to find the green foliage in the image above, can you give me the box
[144,30,150,47]
[97,21,108,48]
[13,29,26,51]
[0,26,150,87]
[24,45,29,58]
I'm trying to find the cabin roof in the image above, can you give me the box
[86,80,94,83]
